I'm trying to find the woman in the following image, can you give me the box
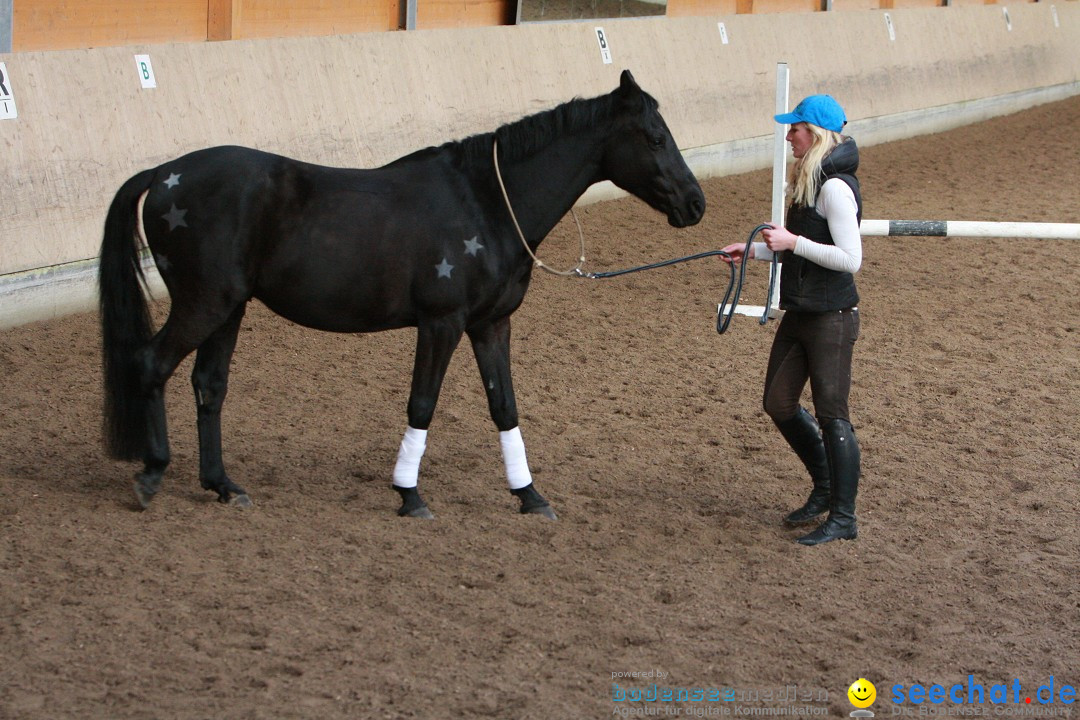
[722,94,863,546]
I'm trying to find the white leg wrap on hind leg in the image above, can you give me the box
[500,427,533,490]
[392,426,428,489]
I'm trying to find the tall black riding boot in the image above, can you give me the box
[774,407,831,525]
[797,418,859,546]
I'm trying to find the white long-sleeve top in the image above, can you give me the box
[753,178,863,274]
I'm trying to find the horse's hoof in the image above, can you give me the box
[521,503,558,520]
[402,505,435,519]
[133,484,155,510]
[393,485,433,519]
[229,494,253,508]
[133,474,159,510]
[511,484,557,519]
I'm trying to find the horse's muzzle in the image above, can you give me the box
[668,190,706,228]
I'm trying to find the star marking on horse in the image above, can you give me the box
[435,258,454,279]
[162,204,188,231]
[163,173,181,189]
[463,236,484,256]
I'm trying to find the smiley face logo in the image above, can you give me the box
[848,678,877,708]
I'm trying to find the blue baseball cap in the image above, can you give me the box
[774,94,847,133]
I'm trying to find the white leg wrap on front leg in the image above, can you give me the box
[392,426,428,489]
[500,426,533,490]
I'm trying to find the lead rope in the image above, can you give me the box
[493,138,588,277]
[492,138,777,333]
[586,224,773,334]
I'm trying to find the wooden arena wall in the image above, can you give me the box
[5,0,1047,52]
[0,3,1078,326]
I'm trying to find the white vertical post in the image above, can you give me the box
[721,63,791,322]
[770,62,790,313]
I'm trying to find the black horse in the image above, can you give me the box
[99,70,705,517]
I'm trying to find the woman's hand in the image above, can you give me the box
[721,243,753,264]
[761,223,799,253]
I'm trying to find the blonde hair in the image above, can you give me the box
[789,124,845,208]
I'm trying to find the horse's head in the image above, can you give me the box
[602,70,705,228]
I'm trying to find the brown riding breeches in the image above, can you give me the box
[762,308,860,424]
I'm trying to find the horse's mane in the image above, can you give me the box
[451,86,658,167]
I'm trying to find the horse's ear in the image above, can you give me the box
[619,69,640,95]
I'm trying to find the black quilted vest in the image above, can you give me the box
[780,137,862,313]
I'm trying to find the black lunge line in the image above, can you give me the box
[583,223,775,334]
[495,150,774,334]
[494,133,772,332]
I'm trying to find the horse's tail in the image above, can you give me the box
[99,168,156,460]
